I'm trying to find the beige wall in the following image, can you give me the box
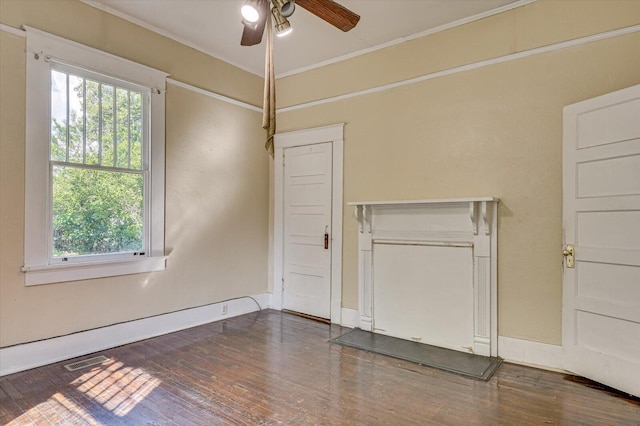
[2,0,639,350]
[0,0,269,347]
[276,0,640,345]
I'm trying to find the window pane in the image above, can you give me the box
[130,92,143,169]
[85,80,101,165]
[116,87,130,168]
[52,165,144,257]
[68,75,85,163]
[50,70,67,161]
[101,84,114,167]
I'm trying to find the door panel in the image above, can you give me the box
[577,211,640,248]
[577,263,640,304]
[577,154,640,197]
[576,98,640,148]
[576,312,640,362]
[283,142,332,319]
[563,84,640,398]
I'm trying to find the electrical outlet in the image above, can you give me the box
[222,304,228,315]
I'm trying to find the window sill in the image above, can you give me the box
[21,256,167,286]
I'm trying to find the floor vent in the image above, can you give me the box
[64,355,110,372]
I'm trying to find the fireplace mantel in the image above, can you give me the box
[348,197,499,357]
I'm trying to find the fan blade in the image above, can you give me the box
[240,0,269,46]
[296,0,360,32]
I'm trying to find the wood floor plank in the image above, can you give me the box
[1,309,639,425]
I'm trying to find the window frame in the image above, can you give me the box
[22,26,167,286]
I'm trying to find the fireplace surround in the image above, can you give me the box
[349,198,499,356]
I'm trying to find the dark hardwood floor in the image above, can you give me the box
[1,309,639,425]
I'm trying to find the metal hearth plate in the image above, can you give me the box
[330,329,502,381]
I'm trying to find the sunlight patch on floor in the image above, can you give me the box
[71,358,161,417]
[6,392,99,425]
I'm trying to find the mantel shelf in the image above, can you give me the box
[347,197,499,207]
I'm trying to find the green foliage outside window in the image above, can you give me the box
[50,70,145,257]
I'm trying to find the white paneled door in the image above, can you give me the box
[283,142,333,319]
[563,84,640,398]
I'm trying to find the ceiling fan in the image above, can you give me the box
[240,0,360,46]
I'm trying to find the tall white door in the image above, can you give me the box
[562,84,640,398]
[283,142,332,319]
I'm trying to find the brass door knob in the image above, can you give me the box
[563,244,575,268]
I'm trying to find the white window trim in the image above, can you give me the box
[22,26,168,286]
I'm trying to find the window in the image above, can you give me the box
[50,65,147,260]
[23,27,167,285]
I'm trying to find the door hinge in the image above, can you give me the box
[563,244,575,268]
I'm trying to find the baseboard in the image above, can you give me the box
[266,293,278,312]
[498,336,565,372]
[341,307,359,329]
[0,293,271,376]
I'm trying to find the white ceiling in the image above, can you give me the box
[83,0,524,77]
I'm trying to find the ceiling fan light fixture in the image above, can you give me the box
[241,0,262,23]
[271,0,295,18]
[271,7,293,37]
[241,18,259,30]
[276,26,293,37]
